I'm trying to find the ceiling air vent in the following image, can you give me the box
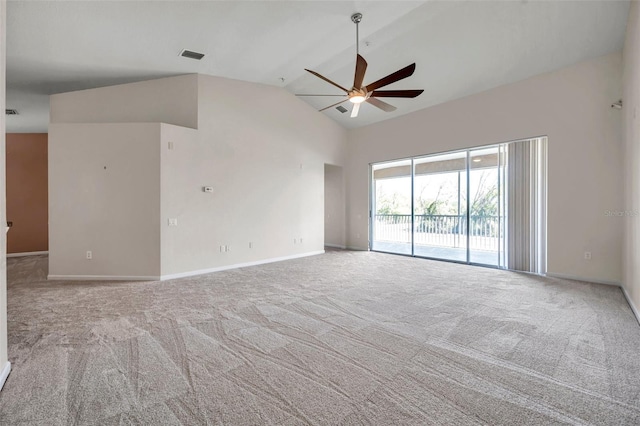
[179,49,205,60]
[5,109,18,115]
[336,105,348,113]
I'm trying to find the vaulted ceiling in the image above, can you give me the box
[6,1,630,132]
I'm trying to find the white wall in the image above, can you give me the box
[324,164,346,248]
[49,123,162,279]
[159,123,199,277]
[0,0,9,386]
[49,74,348,279]
[622,1,640,314]
[347,53,623,284]
[160,75,347,277]
[50,74,198,130]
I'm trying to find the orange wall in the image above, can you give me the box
[6,133,48,254]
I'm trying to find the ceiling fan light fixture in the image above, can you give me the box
[349,95,366,104]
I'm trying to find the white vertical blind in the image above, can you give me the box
[506,137,547,273]
[498,143,508,268]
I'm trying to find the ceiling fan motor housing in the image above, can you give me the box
[348,88,368,103]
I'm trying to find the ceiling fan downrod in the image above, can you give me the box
[351,13,362,56]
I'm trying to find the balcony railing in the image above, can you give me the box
[374,214,501,251]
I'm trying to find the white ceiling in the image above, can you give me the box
[5,1,630,132]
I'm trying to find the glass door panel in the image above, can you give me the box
[413,152,467,262]
[468,147,502,266]
[371,159,412,255]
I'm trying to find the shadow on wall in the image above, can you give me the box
[324,164,346,249]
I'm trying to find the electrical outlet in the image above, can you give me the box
[86,250,92,260]
[584,251,592,260]
[299,237,303,244]
[226,245,230,252]
[168,218,178,227]
[220,245,225,252]
[249,242,253,249]
[168,141,174,150]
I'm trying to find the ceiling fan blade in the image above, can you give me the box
[353,54,368,90]
[365,63,416,92]
[371,89,424,98]
[350,103,360,118]
[319,99,349,112]
[305,69,349,93]
[366,97,397,112]
[295,94,347,97]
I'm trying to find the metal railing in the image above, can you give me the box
[373,214,501,251]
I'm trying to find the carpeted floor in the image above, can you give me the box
[0,250,639,425]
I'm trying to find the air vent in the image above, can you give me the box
[179,49,205,60]
[336,105,348,113]
[5,109,18,115]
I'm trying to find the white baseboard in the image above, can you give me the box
[621,286,640,325]
[46,251,326,282]
[7,251,48,258]
[545,272,639,325]
[160,250,325,281]
[324,244,346,249]
[47,275,160,281]
[346,246,368,251]
[0,362,11,392]
[545,272,621,287]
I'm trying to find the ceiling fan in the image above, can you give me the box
[297,13,424,118]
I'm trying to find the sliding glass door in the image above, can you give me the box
[371,147,503,266]
[412,151,468,262]
[370,139,545,271]
[371,159,412,255]
[468,146,503,266]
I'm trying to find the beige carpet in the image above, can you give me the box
[0,250,639,425]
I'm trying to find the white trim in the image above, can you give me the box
[346,246,368,251]
[546,272,639,324]
[160,250,325,281]
[47,275,159,281]
[46,251,327,282]
[0,362,11,391]
[7,251,48,258]
[545,272,621,287]
[621,286,640,325]
[324,244,346,249]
